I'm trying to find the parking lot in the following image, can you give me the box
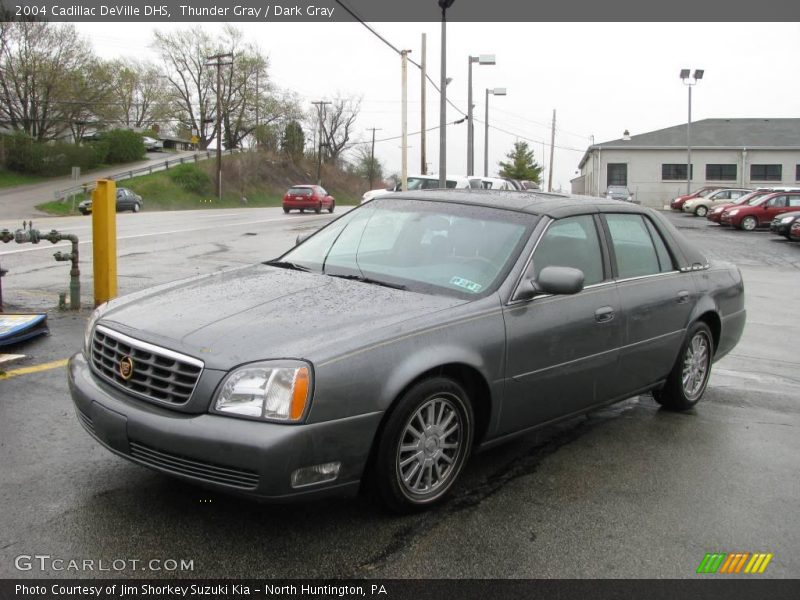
[1,207,798,579]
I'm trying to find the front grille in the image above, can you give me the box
[91,325,203,406]
[129,441,259,489]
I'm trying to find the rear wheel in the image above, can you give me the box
[694,205,708,217]
[132,203,140,213]
[371,377,474,513]
[315,202,322,214]
[740,216,758,231]
[299,208,305,213]
[283,207,290,214]
[653,322,713,411]
[328,200,335,213]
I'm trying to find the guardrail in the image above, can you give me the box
[53,148,241,201]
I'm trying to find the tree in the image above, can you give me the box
[281,120,305,162]
[313,95,361,165]
[351,144,383,187]
[0,21,101,141]
[498,141,542,183]
[100,59,172,130]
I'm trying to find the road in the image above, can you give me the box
[0,208,798,579]
[0,150,206,220]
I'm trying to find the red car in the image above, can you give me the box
[670,186,722,211]
[282,185,335,214]
[720,191,800,230]
[706,190,771,224]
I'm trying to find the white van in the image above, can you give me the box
[361,174,471,203]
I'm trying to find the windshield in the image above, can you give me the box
[747,195,769,206]
[277,198,534,298]
[698,188,717,197]
[736,191,765,205]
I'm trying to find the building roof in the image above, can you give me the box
[579,118,800,168]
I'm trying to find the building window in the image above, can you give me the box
[750,164,782,181]
[607,163,627,186]
[706,164,737,181]
[662,164,692,180]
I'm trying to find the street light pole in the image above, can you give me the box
[680,68,704,196]
[467,54,495,176]
[483,87,506,177]
[438,0,454,188]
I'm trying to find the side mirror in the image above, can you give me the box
[516,266,585,300]
[295,233,312,246]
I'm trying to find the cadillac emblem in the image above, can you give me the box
[118,356,135,380]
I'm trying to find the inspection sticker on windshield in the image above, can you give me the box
[450,277,483,293]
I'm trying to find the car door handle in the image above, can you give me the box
[594,306,615,323]
[677,291,690,304]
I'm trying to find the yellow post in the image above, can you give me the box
[92,179,117,306]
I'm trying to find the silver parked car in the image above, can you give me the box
[69,191,745,512]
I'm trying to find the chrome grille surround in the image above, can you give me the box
[90,324,204,406]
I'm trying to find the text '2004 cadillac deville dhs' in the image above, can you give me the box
[69,190,746,512]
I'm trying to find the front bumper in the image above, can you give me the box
[770,222,794,235]
[68,353,382,501]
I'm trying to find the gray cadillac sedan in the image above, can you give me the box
[68,190,746,512]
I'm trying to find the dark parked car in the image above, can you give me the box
[68,191,746,512]
[282,185,335,214]
[789,221,800,242]
[720,191,800,230]
[605,185,636,203]
[769,211,800,238]
[78,188,143,215]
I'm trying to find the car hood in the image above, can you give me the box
[99,265,466,370]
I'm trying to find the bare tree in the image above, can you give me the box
[152,26,215,148]
[100,59,171,130]
[0,21,100,141]
[316,95,361,164]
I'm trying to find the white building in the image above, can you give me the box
[572,118,800,207]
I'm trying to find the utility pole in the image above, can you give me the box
[206,53,233,201]
[255,68,260,149]
[548,109,556,193]
[420,33,427,175]
[311,100,331,184]
[401,49,411,193]
[367,127,382,190]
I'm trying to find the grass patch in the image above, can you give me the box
[0,170,47,188]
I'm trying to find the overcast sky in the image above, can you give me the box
[76,21,800,190]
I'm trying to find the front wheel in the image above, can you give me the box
[132,203,140,213]
[694,205,708,217]
[372,377,474,513]
[740,216,758,231]
[328,200,335,213]
[653,322,714,411]
[315,202,322,214]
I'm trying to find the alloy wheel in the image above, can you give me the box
[681,331,710,401]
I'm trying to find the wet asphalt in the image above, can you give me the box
[0,208,798,579]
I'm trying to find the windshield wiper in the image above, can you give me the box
[264,260,310,272]
[326,273,406,290]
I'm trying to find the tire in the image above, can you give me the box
[132,203,140,213]
[283,207,290,214]
[740,216,758,231]
[694,205,708,217]
[315,203,322,214]
[328,200,335,214]
[371,377,474,513]
[653,322,714,411]
[299,208,304,213]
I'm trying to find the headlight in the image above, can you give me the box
[728,209,740,216]
[84,303,108,355]
[781,216,795,223]
[214,361,312,422]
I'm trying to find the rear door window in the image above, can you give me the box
[605,214,673,278]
